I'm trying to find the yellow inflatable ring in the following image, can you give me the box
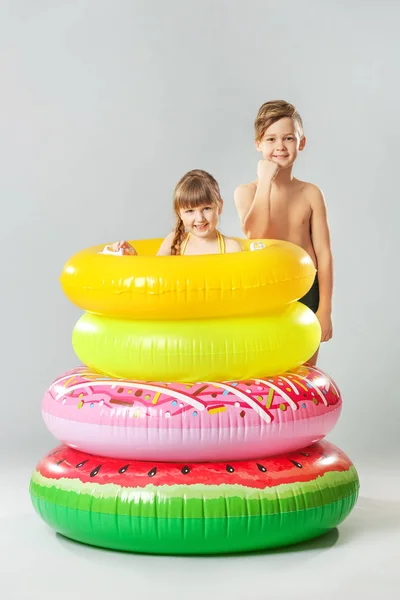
[72,302,321,382]
[61,238,316,320]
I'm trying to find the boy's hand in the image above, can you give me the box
[257,159,279,182]
[316,309,333,342]
[111,240,137,255]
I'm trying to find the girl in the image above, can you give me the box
[112,169,243,256]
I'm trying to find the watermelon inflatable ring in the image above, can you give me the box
[30,440,359,554]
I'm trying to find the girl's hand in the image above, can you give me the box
[111,241,137,255]
[316,309,333,342]
[257,159,279,182]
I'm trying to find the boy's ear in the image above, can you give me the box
[218,200,224,215]
[299,136,307,151]
[254,139,262,152]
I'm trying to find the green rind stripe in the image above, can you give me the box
[30,466,359,519]
[31,492,359,554]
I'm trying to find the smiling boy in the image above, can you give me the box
[234,100,333,365]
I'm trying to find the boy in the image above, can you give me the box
[234,100,333,365]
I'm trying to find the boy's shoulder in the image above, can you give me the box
[234,179,326,212]
[233,181,258,209]
[296,179,324,194]
[234,180,257,194]
[234,178,324,196]
[296,180,326,208]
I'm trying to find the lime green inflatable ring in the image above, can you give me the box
[72,302,321,381]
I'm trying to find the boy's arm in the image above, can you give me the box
[310,187,334,340]
[234,181,271,239]
[234,161,279,239]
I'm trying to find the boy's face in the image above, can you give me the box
[256,117,305,168]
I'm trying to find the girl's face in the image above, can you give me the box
[256,117,305,168]
[179,203,222,238]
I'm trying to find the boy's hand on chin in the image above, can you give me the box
[257,159,280,182]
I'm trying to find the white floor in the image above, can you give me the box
[1,460,399,600]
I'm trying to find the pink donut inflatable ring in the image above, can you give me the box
[43,364,342,462]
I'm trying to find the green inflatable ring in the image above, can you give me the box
[30,440,359,554]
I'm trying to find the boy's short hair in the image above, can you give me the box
[254,100,304,142]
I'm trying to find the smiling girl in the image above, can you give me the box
[113,169,243,256]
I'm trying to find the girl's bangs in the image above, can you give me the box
[175,181,216,210]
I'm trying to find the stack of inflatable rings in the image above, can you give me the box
[30,237,359,554]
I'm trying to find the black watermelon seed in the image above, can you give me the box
[76,460,89,468]
[299,452,309,457]
[226,465,235,473]
[181,466,190,475]
[90,465,102,477]
[48,449,61,457]
[118,465,129,474]
[289,460,303,469]
[257,463,267,472]
[55,459,65,466]
[148,467,157,477]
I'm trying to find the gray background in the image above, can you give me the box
[2,0,398,464]
[1,2,399,598]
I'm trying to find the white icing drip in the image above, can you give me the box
[286,373,328,406]
[277,376,300,395]
[306,366,340,397]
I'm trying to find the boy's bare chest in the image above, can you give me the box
[269,194,312,249]
[269,192,312,237]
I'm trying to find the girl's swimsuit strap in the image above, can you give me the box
[180,233,190,255]
[217,230,226,254]
[181,231,225,255]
